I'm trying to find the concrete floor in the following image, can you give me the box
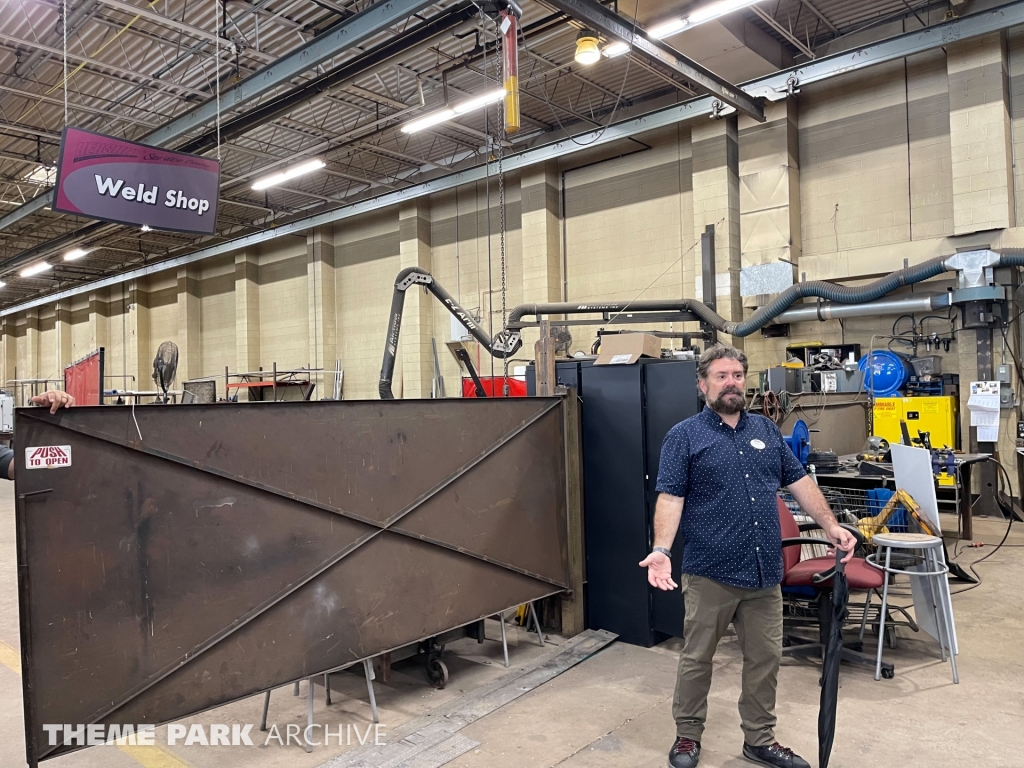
[1,482,1022,768]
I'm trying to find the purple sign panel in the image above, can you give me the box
[53,127,220,235]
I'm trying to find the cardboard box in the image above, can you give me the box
[594,333,663,365]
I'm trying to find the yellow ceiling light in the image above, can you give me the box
[575,31,601,66]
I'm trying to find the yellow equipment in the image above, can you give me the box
[857,489,937,544]
[872,396,958,450]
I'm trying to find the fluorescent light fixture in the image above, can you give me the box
[0,281,5,289]
[23,165,55,185]
[141,224,152,232]
[400,108,456,134]
[251,159,326,191]
[63,248,88,261]
[20,262,52,278]
[453,88,507,115]
[603,41,629,58]
[648,17,690,38]
[689,0,766,25]
[401,88,508,134]
[604,0,764,56]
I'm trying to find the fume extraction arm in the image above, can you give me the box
[379,251,1024,399]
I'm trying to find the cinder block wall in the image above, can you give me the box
[5,28,1024,475]
[565,126,693,352]
[200,255,237,379]
[336,207,400,399]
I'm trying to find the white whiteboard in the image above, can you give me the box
[890,443,940,533]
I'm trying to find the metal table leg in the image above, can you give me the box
[363,659,379,724]
[528,602,545,647]
[499,613,509,668]
[305,677,314,753]
[260,690,271,732]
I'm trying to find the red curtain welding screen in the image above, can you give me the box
[64,349,104,406]
[462,377,528,398]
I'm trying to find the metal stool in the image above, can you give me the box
[867,532,959,684]
[260,659,378,753]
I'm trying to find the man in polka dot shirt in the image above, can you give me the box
[640,344,855,768]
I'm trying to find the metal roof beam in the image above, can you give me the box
[539,0,764,120]
[0,33,211,100]
[142,0,442,148]
[9,0,1024,313]
[750,6,816,59]
[94,0,239,51]
[799,0,838,35]
[0,0,441,234]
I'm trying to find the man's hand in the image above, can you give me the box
[639,551,678,591]
[826,524,857,564]
[30,390,75,414]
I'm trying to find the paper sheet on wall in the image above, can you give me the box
[968,381,1001,442]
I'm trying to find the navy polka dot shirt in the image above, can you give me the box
[655,406,807,589]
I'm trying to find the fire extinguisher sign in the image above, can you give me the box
[25,446,73,469]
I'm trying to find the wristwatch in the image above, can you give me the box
[652,546,672,558]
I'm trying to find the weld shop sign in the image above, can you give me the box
[53,127,220,235]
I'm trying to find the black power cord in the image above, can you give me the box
[950,456,1017,594]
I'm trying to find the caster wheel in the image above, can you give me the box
[885,626,897,649]
[881,667,895,679]
[427,658,448,689]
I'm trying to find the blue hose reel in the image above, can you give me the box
[784,419,811,466]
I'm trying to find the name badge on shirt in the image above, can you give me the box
[750,439,766,450]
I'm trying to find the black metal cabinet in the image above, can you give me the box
[525,358,593,395]
[580,359,700,646]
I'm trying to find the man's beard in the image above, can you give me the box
[709,387,745,415]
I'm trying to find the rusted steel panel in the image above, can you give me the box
[14,398,569,764]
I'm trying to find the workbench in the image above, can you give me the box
[223,364,317,402]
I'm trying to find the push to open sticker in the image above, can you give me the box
[25,446,72,469]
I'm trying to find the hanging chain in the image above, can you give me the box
[495,22,509,397]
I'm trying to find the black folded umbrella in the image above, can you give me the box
[818,550,848,768]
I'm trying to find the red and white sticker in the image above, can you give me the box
[25,446,73,469]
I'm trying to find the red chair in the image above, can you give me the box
[778,497,894,678]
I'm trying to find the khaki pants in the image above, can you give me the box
[672,574,783,747]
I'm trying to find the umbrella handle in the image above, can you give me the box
[811,551,848,584]
[811,566,836,584]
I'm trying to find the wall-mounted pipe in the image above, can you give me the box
[771,293,950,325]
[380,250,1024,398]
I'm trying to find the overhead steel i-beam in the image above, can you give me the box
[140,0,443,147]
[0,0,442,233]
[5,0,1024,316]
[95,0,240,51]
[541,0,764,121]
